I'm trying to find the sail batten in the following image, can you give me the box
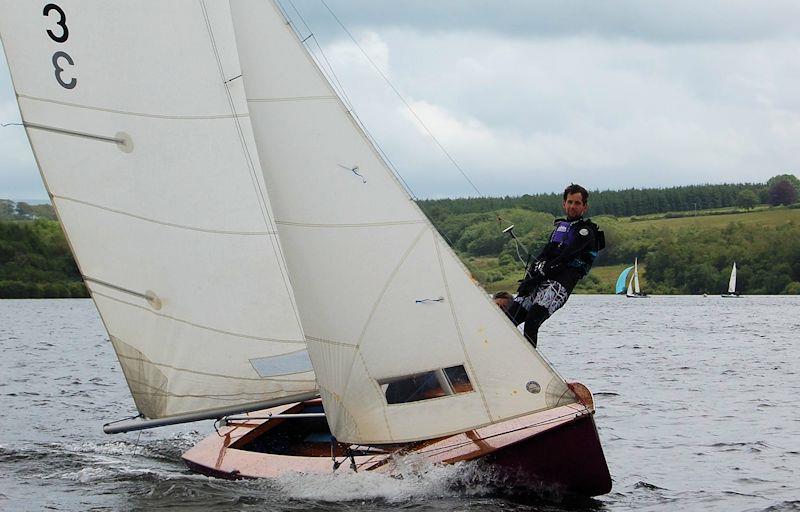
[230,0,575,444]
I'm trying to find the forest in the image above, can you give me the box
[0,217,88,298]
[420,175,800,295]
[1,175,798,297]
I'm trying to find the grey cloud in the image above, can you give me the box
[284,0,800,43]
[310,28,800,198]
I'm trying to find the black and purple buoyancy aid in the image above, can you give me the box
[549,219,577,245]
[543,217,603,276]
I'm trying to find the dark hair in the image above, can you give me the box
[563,183,589,203]
[492,291,513,300]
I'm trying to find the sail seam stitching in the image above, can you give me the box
[125,376,303,400]
[354,224,429,347]
[350,224,429,439]
[16,94,249,120]
[53,194,277,235]
[275,219,425,228]
[93,290,306,344]
[248,95,337,102]
[203,0,307,334]
[304,335,354,348]
[433,235,493,420]
[116,353,312,382]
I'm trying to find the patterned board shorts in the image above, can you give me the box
[514,279,571,316]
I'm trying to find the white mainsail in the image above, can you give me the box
[0,1,317,420]
[728,262,737,293]
[633,257,641,294]
[230,0,575,444]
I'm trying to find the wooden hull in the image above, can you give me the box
[182,382,611,497]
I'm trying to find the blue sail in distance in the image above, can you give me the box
[615,266,635,294]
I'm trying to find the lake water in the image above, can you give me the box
[1,296,798,511]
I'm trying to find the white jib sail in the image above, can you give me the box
[0,1,317,420]
[230,0,575,444]
[634,257,641,294]
[627,275,634,296]
[728,262,737,293]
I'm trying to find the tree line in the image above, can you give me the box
[643,221,800,295]
[0,199,57,221]
[1,175,798,298]
[418,175,799,219]
[0,219,88,298]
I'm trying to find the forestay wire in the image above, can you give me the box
[277,0,419,201]
[274,0,516,241]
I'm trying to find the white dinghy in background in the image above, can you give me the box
[722,262,741,297]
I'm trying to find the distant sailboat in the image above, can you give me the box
[615,265,634,294]
[721,262,741,297]
[626,258,648,298]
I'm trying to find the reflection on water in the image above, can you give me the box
[0,297,798,511]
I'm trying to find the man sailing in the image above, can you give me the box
[508,184,604,347]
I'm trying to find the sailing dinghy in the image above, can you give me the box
[626,258,648,298]
[721,262,741,297]
[615,265,634,294]
[0,0,611,496]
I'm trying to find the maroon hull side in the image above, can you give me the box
[182,385,612,497]
[486,413,612,496]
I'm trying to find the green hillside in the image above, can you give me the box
[465,205,800,295]
[2,186,800,297]
[620,206,800,231]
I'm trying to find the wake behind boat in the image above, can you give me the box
[0,0,611,497]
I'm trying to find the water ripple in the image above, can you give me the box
[1,296,799,511]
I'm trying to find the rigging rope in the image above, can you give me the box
[276,0,521,257]
[312,0,524,237]
[318,0,486,200]
[277,0,420,200]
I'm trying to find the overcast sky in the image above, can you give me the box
[2,0,799,200]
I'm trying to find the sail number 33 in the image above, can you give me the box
[43,3,76,89]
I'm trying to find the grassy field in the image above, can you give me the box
[600,205,800,232]
[468,205,800,295]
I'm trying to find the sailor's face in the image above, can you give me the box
[563,192,588,220]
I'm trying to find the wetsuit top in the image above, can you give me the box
[533,217,604,292]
